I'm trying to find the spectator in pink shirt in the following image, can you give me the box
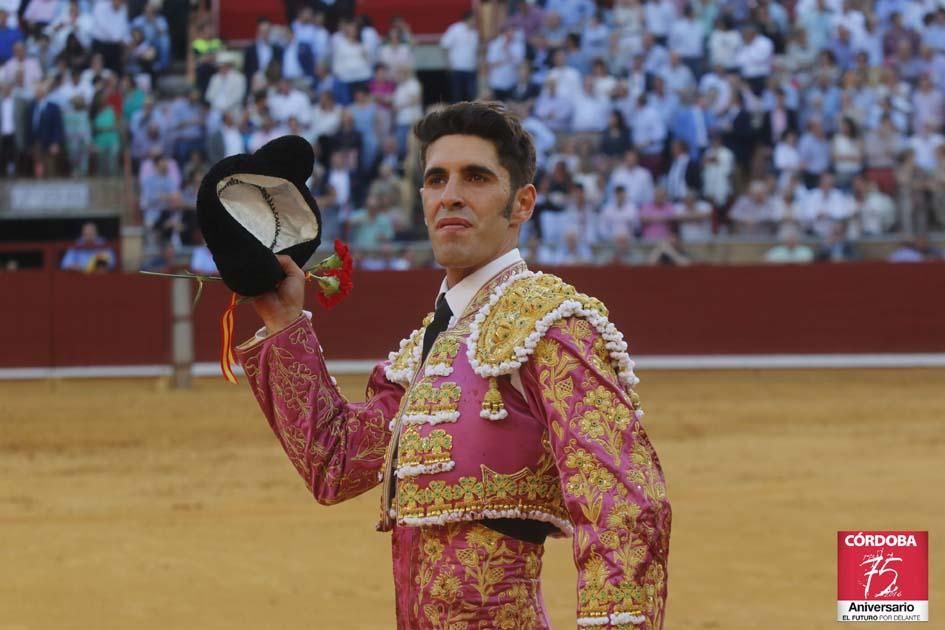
[639,186,676,241]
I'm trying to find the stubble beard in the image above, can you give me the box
[429,192,516,270]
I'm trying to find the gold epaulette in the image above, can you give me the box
[468,272,611,376]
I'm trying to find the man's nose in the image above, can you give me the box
[439,175,464,209]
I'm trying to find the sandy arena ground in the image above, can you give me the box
[1,369,943,629]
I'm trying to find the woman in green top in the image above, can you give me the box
[91,90,120,176]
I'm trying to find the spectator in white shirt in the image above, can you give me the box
[640,31,670,78]
[730,179,778,236]
[268,78,311,126]
[662,52,696,96]
[849,175,896,236]
[377,26,414,76]
[520,108,556,170]
[630,94,667,167]
[699,65,732,116]
[644,0,676,45]
[247,113,280,152]
[332,19,372,103]
[668,4,705,77]
[205,54,246,115]
[207,110,245,162]
[533,78,573,132]
[912,74,944,134]
[310,90,342,141]
[708,15,742,72]
[90,0,129,75]
[547,48,582,103]
[561,182,600,246]
[0,41,42,95]
[582,11,610,61]
[440,11,479,102]
[599,185,640,240]
[542,10,569,49]
[0,80,16,174]
[673,190,714,241]
[702,131,735,208]
[589,58,617,99]
[570,77,609,134]
[774,128,801,189]
[392,66,422,155]
[909,122,944,173]
[46,0,93,58]
[609,148,655,207]
[292,7,329,64]
[359,15,382,62]
[280,29,313,83]
[801,172,855,237]
[538,225,594,266]
[326,151,352,209]
[736,24,773,95]
[486,25,525,100]
[831,117,863,190]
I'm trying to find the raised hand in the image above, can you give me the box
[252,255,306,334]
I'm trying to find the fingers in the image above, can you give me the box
[275,254,305,280]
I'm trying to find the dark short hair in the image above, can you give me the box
[414,101,537,192]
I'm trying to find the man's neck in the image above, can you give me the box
[444,245,516,289]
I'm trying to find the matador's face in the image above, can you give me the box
[420,135,534,278]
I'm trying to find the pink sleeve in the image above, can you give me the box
[235,315,403,505]
[520,318,671,629]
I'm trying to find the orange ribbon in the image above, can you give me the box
[220,292,239,384]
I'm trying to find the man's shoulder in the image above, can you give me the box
[468,271,610,375]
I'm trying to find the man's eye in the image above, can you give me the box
[468,173,485,182]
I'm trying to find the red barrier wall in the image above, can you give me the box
[2,262,944,369]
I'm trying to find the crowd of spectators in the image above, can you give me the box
[8,0,945,270]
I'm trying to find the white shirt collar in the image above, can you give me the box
[436,248,523,322]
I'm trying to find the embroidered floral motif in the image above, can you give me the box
[396,426,456,478]
[238,318,399,507]
[401,381,463,426]
[527,322,670,628]
[425,335,461,377]
[394,452,572,535]
[411,521,547,629]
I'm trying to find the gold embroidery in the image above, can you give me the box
[474,274,607,369]
[394,452,570,528]
[578,385,634,467]
[480,377,507,420]
[416,521,545,630]
[428,335,460,366]
[402,381,462,420]
[534,337,581,442]
[399,426,454,467]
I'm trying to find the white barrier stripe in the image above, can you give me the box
[1,354,945,380]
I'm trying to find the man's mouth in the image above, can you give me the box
[435,218,473,231]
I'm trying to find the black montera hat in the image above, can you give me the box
[196,135,321,296]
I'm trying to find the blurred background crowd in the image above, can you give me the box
[5,0,945,273]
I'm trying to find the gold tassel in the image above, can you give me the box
[480,377,508,420]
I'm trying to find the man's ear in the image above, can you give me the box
[508,184,537,227]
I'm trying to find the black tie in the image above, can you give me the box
[421,293,452,362]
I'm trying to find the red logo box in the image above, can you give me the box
[837,531,928,622]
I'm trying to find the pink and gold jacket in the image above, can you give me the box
[236,261,671,628]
